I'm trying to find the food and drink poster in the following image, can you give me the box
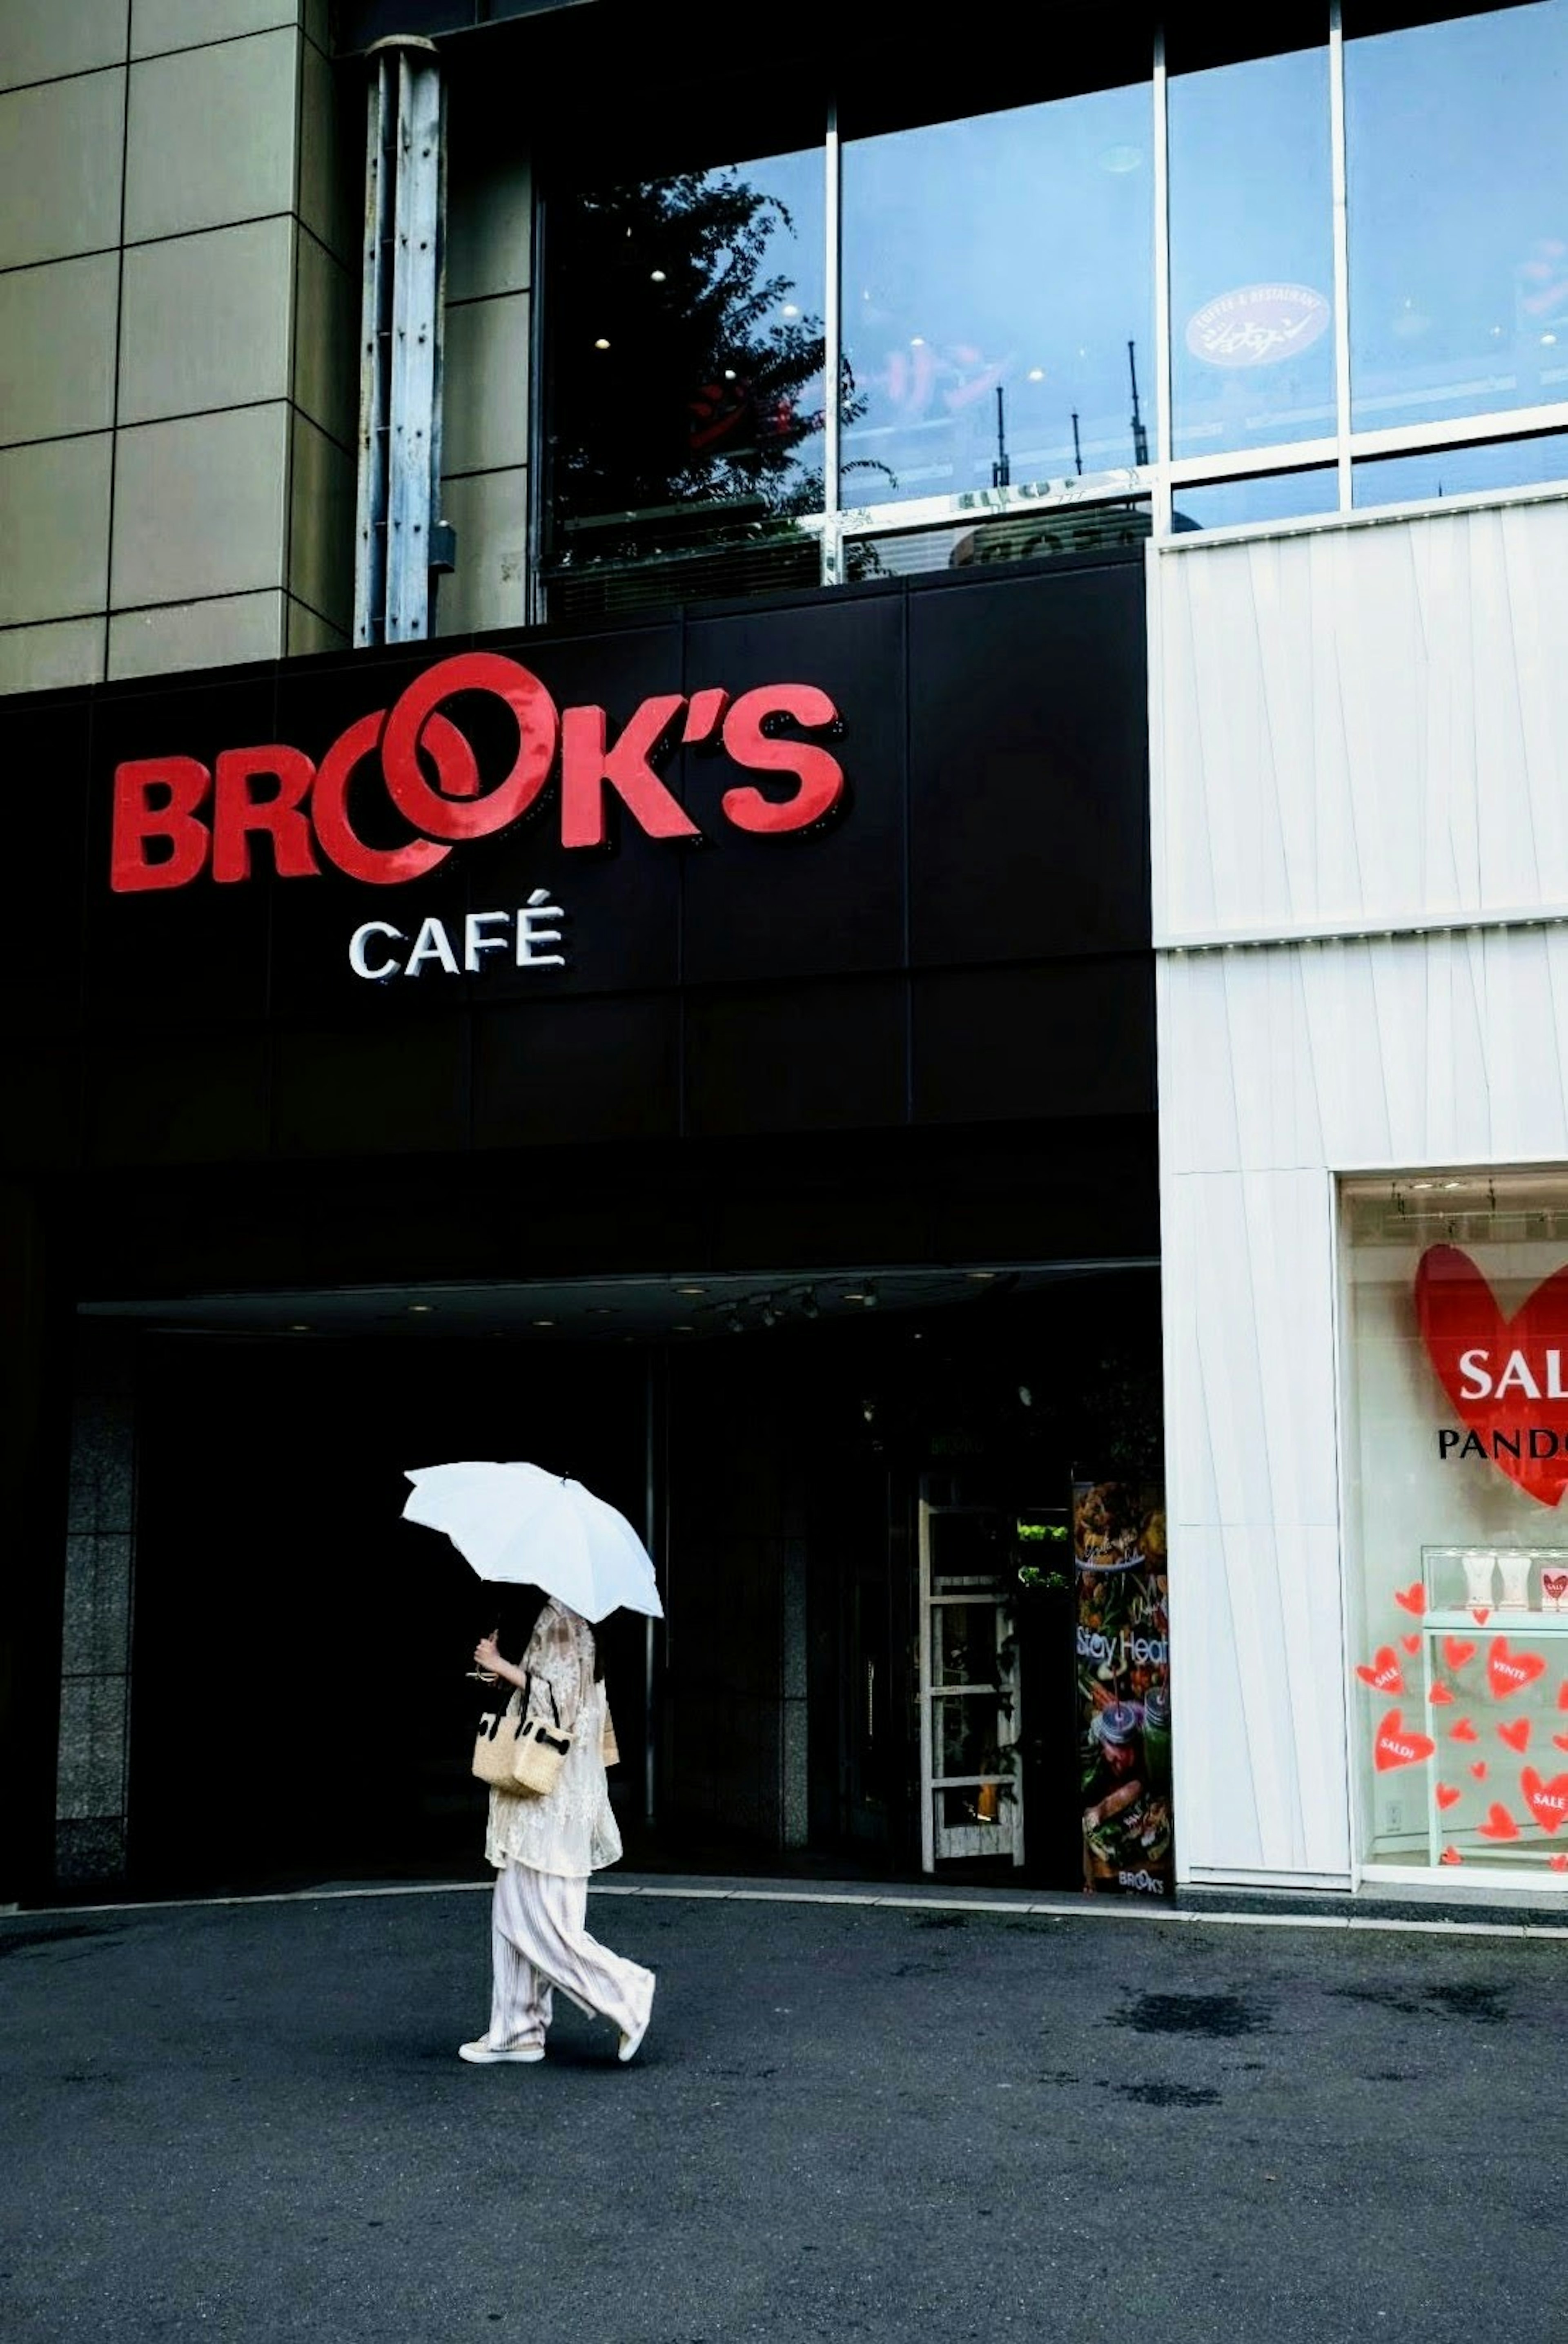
[1075,1479,1173,1896]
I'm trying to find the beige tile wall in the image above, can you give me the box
[0,0,359,694]
[435,102,532,640]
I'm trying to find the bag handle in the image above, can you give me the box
[522,1671,562,1729]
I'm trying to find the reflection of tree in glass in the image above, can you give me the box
[549,169,838,562]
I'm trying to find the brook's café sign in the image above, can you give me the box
[109,651,846,981]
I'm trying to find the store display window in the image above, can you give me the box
[1342,1171,1568,1881]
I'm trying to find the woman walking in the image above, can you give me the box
[462,1590,655,2066]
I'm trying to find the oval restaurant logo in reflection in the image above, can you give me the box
[1185,283,1331,368]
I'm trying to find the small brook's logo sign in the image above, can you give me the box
[110,650,846,894]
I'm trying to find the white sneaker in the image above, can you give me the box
[459,2036,545,2064]
[617,1986,654,2064]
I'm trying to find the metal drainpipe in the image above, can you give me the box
[353,35,456,647]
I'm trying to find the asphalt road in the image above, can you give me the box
[1,1882,1564,2344]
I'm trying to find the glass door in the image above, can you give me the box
[918,1501,1023,1870]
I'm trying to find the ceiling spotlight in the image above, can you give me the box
[842,1290,866,1303]
[966,1271,998,1282]
[532,1318,557,1329]
[650,268,666,282]
[675,1284,707,1297]
[288,1323,311,1333]
[672,1324,695,1335]
[594,337,611,350]
[408,1303,433,1314]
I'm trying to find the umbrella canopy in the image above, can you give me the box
[402,1460,664,1623]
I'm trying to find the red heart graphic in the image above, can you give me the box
[1435,1782,1462,1810]
[1471,1606,1492,1626]
[1550,1853,1568,1871]
[1450,1718,1479,1742]
[1394,1583,1426,1616]
[1430,1684,1454,1705]
[1520,1767,1568,1833]
[1441,1847,1464,1865]
[1401,1634,1421,1655]
[1443,1637,1477,1670]
[1416,1245,1568,1505]
[1470,1761,1489,1778]
[1479,1802,1521,1840]
[1356,1646,1404,1694]
[1499,1717,1533,1754]
[1488,1638,1548,1700]
[1373,1710,1437,1771]
[1543,1572,1568,1601]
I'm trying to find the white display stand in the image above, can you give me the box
[1417,1546,1568,1870]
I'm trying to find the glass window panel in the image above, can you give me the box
[1171,467,1339,531]
[1169,44,1336,459]
[928,1512,1007,1590]
[1341,1169,1568,1875]
[853,498,1152,577]
[934,1603,1000,1688]
[940,1784,1005,1829]
[841,86,1154,509]
[1346,1,1568,433]
[544,148,826,565]
[1352,428,1568,506]
[936,1694,1004,1777]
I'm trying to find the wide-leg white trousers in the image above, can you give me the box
[487,1860,655,2049]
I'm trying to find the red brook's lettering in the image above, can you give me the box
[107,652,847,892]
[720,683,844,834]
[212,746,319,883]
[112,756,213,892]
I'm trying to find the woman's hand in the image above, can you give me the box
[473,1635,503,1678]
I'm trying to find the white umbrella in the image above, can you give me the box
[402,1460,664,1623]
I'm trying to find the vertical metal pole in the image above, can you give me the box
[644,1352,658,1827]
[821,99,843,586]
[353,56,392,645]
[1329,0,1354,511]
[354,36,448,648]
[1151,22,1173,535]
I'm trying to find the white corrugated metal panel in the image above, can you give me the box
[1151,497,1568,948]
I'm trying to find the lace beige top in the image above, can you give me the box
[484,1597,624,1878]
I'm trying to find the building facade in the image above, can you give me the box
[3,0,1566,1908]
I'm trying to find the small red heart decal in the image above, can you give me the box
[1441,1847,1464,1865]
[1542,1572,1568,1602]
[1435,1783,1462,1810]
[1450,1717,1479,1742]
[1550,1853,1568,1871]
[1471,1606,1492,1626]
[1374,1709,1437,1771]
[1401,1633,1421,1655]
[1443,1637,1477,1670]
[1430,1684,1454,1704]
[1394,1583,1426,1616]
[1520,1767,1568,1832]
[1488,1638,1548,1700]
[1470,1762,1489,1778]
[1356,1646,1404,1694]
[1479,1802,1521,1840]
[1499,1717,1533,1753]
[1416,1245,1568,1505]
